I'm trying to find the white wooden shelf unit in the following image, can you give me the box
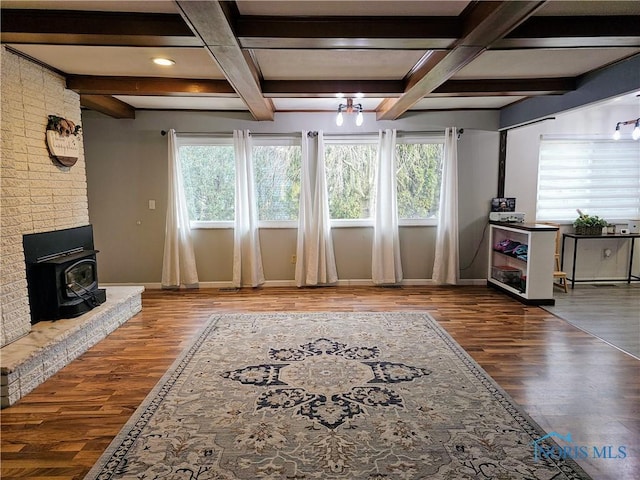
[487,222,558,305]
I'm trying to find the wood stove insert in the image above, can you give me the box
[23,225,106,323]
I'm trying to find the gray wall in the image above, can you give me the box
[505,102,640,280]
[83,110,499,285]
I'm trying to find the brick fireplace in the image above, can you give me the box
[0,47,143,407]
[1,47,90,347]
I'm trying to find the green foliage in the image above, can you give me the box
[179,145,235,221]
[178,139,444,224]
[573,211,608,228]
[396,143,443,219]
[325,143,377,219]
[253,145,301,221]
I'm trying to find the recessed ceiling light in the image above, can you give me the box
[152,58,175,66]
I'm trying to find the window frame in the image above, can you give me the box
[395,133,444,227]
[178,132,446,230]
[176,134,235,229]
[252,135,302,229]
[323,134,378,227]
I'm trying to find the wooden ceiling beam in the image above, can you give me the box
[68,75,574,99]
[261,78,574,97]
[7,9,633,50]
[0,10,199,47]
[176,1,273,121]
[262,80,404,97]
[236,16,460,49]
[432,78,575,96]
[377,1,546,121]
[80,95,135,119]
[496,15,640,48]
[67,76,236,96]
[237,13,640,50]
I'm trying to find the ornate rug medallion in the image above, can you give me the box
[223,338,430,429]
[85,312,590,479]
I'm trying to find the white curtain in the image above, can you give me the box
[372,129,403,284]
[161,129,199,289]
[295,131,338,287]
[233,130,265,288]
[432,127,459,285]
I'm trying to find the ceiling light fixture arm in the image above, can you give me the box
[613,117,640,140]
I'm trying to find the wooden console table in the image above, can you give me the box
[561,233,640,289]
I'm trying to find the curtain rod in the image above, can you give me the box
[161,130,302,137]
[161,129,449,137]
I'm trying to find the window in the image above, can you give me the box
[177,137,235,224]
[252,137,302,223]
[177,132,446,228]
[537,136,640,222]
[323,134,444,225]
[178,135,301,227]
[324,137,377,220]
[395,137,444,221]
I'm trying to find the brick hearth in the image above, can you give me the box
[1,286,143,408]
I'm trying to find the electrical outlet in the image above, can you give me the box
[291,254,297,264]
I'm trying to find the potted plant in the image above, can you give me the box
[573,210,607,235]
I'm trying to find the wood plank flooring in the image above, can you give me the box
[1,286,638,480]
[543,283,640,358]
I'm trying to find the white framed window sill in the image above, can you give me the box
[190,221,234,229]
[190,219,438,229]
[399,218,438,227]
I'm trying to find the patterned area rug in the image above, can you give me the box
[85,312,590,479]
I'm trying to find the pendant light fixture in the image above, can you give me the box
[336,98,364,127]
[612,118,640,140]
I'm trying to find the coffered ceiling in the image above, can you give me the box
[2,1,639,122]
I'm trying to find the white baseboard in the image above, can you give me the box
[101,278,487,290]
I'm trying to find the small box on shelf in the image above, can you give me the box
[491,265,522,286]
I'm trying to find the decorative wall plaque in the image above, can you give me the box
[46,115,82,167]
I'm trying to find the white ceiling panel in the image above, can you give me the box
[273,97,384,111]
[114,96,248,111]
[8,45,223,78]
[256,50,426,80]
[237,1,470,17]
[411,96,525,110]
[454,48,640,79]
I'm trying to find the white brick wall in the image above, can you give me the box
[1,47,89,347]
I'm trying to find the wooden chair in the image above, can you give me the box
[539,222,568,292]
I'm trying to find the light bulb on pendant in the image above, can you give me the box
[633,120,640,141]
[336,111,344,126]
[355,110,364,126]
[612,123,621,140]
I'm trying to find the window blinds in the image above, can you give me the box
[537,136,640,222]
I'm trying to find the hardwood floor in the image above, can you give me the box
[543,283,640,358]
[1,286,638,480]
